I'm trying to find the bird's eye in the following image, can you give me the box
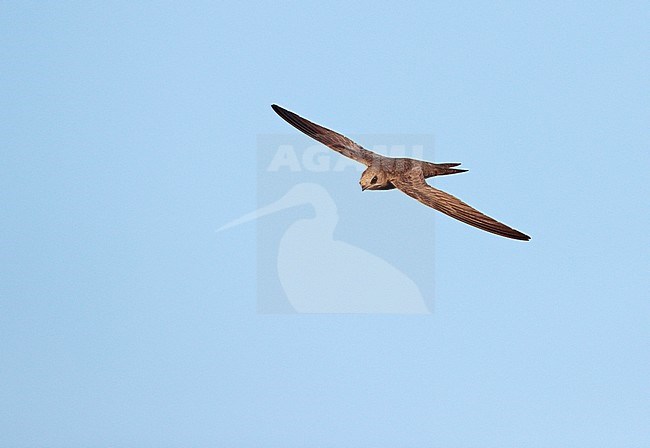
[370,176,378,184]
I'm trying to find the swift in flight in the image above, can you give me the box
[272,104,530,241]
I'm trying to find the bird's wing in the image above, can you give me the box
[272,104,379,166]
[392,166,530,241]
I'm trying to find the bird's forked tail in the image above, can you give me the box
[427,162,468,177]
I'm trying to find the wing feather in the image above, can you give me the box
[272,104,378,166]
[392,167,530,241]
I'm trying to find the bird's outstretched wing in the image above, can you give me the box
[392,166,530,241]
[272,104,379,166]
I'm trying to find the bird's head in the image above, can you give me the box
[359,166,390,191]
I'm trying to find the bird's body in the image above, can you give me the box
[358,157,467,191]
[271,104,530,241]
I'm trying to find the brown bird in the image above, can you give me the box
[271,104,530,241]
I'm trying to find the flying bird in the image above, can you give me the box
[271,104,530,241]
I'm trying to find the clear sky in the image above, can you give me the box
[1,1,649,447]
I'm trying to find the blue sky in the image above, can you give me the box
[1,1,649,446]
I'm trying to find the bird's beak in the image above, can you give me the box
[361,184,367,191]
[217,191,301,232]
